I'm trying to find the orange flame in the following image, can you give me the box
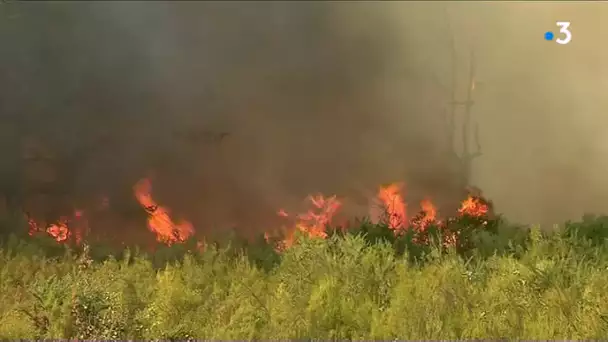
[420,199,437,222]
[271,194,342,250]
[411,199,438,232]
[458,195,489,217]
[297,194,341,238]
[26,209,86,244]
[133,178,194,245]
[377,183,407,231]
[25,173,491,251]
[46,219,69,242]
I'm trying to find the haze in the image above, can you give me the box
[1,1,606,237]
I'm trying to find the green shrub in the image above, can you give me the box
[1,215,608,339]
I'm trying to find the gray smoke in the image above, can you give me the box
[1,2,606,239]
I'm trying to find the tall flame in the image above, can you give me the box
[376,183,407,231]
[412,199,438,231]
[133,178,194,244]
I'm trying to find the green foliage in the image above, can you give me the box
[3,216,608,339]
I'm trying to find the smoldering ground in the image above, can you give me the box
[0,2,607,239]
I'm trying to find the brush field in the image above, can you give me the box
[2,214,608,339]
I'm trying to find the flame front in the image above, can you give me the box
[271,194,342,250]
[25,174,490,250]
[268,182,491,251]
[377,183,407,231]
[459,195,489,217]
[133,178,194,244]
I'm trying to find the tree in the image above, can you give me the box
[442,17,482,197]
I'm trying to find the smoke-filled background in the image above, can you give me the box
[1,2,607,239]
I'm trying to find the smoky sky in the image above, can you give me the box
[1,2,606,236]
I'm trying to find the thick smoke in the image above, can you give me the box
[1,2,606,239]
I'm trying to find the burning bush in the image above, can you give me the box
[14,174,500,262]
[262,182,496,257]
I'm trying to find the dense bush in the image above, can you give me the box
[2,215,608,339]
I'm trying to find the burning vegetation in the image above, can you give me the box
[132,178,195,245]
[18,50,492,251]
[23,173,492,253]
[3,1,492,254]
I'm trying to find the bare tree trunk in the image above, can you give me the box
[445,40,482,198]
[461,49,482,185]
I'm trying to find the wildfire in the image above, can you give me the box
[27,209,86,244]
[296,194,341,238]
[267,182,490,251]
[25,178,195,246]
[24,175,490,251]
[376,183,407,230]
[46,220,69,242]
[270,194,342,250]
[410,199,438,232]
[458,195,489,217]
[374,184,440,233]
[133,178,195,245]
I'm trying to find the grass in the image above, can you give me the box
[2,214,608,339]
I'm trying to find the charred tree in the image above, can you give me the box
[447,47,482,192]
[441,22,490,214]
